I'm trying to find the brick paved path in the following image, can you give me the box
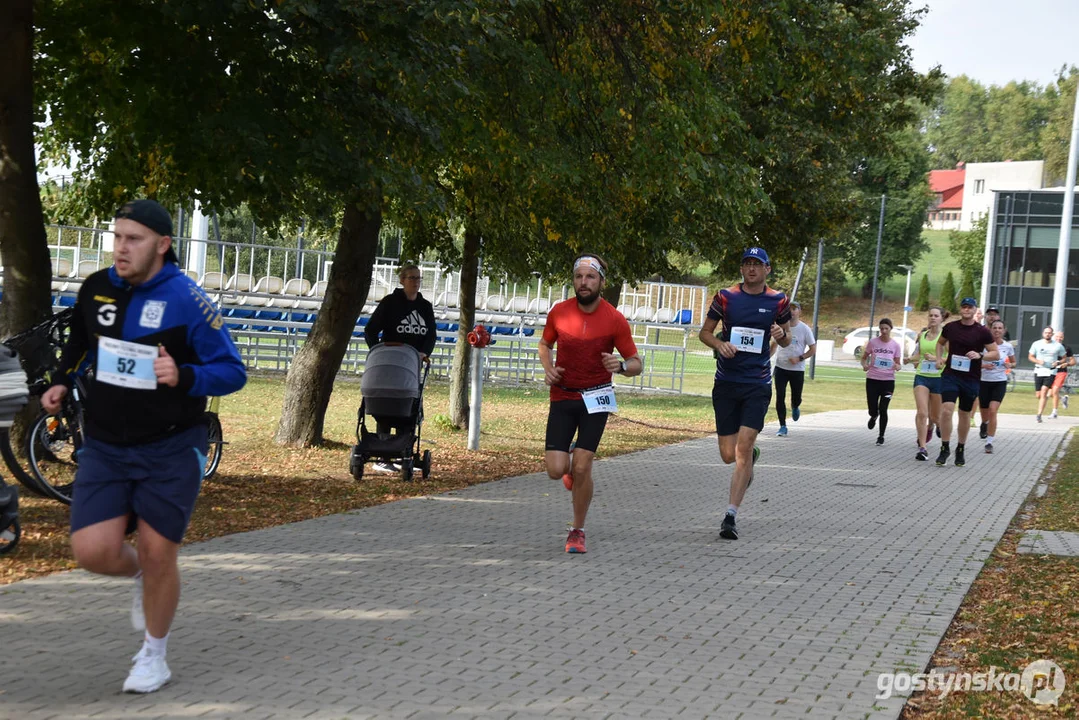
[1,410,1073,719]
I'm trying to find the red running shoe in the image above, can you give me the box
[562,473,574,491]
[565,528,586,553]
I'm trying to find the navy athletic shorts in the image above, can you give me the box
[712,380,772,436]
[70,423,209,544]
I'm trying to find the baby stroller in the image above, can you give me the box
[0,347,31,555]
[349,343,431,482]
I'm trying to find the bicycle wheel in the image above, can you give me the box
[0,426,48,497]
[204,412,223,480]
[25,410,80,505]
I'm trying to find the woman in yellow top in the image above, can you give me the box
[905,306,948,461]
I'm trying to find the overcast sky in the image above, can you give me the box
[905,0,1078,87]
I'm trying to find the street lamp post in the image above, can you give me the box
[899,264,913,358]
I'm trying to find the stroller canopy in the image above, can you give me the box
[361,344,421,400]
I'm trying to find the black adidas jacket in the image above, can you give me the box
[364,288,437,356]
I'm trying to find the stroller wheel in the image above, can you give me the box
[421,450,432,479]
[0,518,20,556]
[349,446,365,482]
[399,458,414,482]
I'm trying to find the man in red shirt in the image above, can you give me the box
[538,254,642,554]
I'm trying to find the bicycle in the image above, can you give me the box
[2,308,226,505]
[0,308,73,499]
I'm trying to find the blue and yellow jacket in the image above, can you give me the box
[55,263,247,445]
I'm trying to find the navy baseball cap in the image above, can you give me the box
[114,199,179,264]
[742,247,770,264]
[960,296,978,307]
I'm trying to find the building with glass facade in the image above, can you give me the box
[981,189,1079,367]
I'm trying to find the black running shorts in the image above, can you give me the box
[545,399,609,454]
[979,380,1007,408]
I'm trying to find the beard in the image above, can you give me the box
[575,287,600,306]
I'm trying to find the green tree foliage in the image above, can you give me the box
[949,214,989,282]
[1042,70,1079,183]
[835,126,933,290]
[916,274,931,311]
[926,70,1077,170]
[958,268,976,301]
[939,271,958,313]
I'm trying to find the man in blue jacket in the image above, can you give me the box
[42,199,247,694]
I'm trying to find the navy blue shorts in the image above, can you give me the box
[712,380,772,436]
[913,374,942,394]
[940,373,980,413]
[70,424,209,544]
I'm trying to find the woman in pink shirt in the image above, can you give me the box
[861,318,902,445]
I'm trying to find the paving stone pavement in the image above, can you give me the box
[1017,530,1079,556]
[1,409,1074,720]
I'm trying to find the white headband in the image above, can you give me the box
[573,256,606,279]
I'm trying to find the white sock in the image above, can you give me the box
[143,632,169,657]
[986,436,994,443]
[727,505,738,517]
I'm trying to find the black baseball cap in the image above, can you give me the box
[114,199,178,264]
[985,306,1001,314]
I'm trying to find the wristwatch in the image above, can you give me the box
[618,360,627,374]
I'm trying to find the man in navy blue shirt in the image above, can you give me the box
[698,247,791,540]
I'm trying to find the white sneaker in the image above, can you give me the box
[372,461,400,473]
[1051,410,1059,419]
[122,647,171,693]
[130,575,145,632]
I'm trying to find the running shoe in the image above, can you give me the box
[131,575,145,633]
[123,647,171,693]
[925,426,933,445]
[791,406,801,421]
[876,436,885,446]
[777,426,788,437]
[868,416,877,430]
[979,422,988,440]
[935,447,950,466]
[1050,410,1059,419]
[372,461,400,474]
[935,426,941,438]
[954,445,966,467]
[985,442,994,454]
[719,512,738,540]
[1064,394,1070,409]
[1037,414,1043,423]
[562,473,574,491]
[752,446,760,465]
[565,528,586,553]
[916,447,928,461]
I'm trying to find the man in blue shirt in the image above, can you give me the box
[698,247,791,540]
[42,199,247,694]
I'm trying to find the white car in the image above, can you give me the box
[842,326,919,359]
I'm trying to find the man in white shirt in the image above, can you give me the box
[1028,326,1066,423]
[770,302,816,436]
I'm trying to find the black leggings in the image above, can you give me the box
[773,367,805,425]
[866,378,895,436]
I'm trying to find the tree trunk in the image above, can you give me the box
[0,0,54,334]
[448,227,480,427]
[274,196,380,446]
[602,279,622,307]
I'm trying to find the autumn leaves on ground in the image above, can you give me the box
[2,375,715,584]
